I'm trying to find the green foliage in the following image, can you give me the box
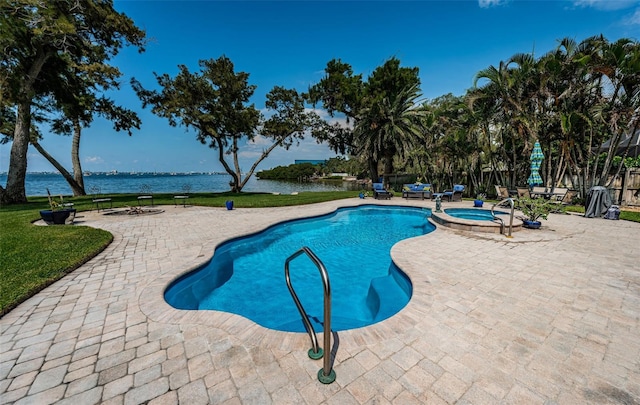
[257,163,319,180]
[306,59,364,120]
[594,153,640,169]
[323,156,349,174]
[516,197,558,221]
[365,57,420,104]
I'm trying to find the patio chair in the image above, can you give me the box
[551,187,568,202]
[494,185,510,200]
[372,183,392,200]
[90,186,112,211]
[552,189,577,209]
[531,186,547,198]
[441,184,465,202]
[137,184,154,206]
[516,187,530,199]
[494,185,514,207]
[174,183,191,207]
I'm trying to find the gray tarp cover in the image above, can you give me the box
[584,186,612,218]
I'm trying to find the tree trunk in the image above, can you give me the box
[368,157,378,183]
[71,119,86,194]
[215,138,241,192]
[31,140,85,196]
[3,100,31,204]
[383,153,394,186]
[215,134,287,193]
[2,48,51,204]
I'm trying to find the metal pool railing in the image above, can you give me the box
[491,198,515,238]
[284,246,336,384]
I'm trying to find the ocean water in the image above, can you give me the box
[0,172,361,197]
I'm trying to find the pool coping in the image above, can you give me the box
[431,208,523,233]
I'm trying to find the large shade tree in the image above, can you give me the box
[132,56,324,192]
[0,0,145,204]
[34,61,143,196]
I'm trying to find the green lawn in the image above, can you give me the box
[563,204,640,222]
[1,191,638,316]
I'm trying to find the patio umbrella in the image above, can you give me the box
[527,141,544,187]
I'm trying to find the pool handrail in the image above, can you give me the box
[491,198,515,238]
[284,246,336,384]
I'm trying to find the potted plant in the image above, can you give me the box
[516,197,555,229]
[40,192,76,225]
[474,193,485,207]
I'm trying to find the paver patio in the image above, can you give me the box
[1,199,639,404]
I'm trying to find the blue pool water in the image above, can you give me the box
[444,208,506,221]
[164,205,435,332]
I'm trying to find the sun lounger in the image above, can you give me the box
[440,184,465,202]
[372,183,392,200]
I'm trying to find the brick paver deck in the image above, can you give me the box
[1,199,639,404]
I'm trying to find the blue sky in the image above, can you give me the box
[2,0,639,174]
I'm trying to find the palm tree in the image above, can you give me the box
[353,84,427,182]
[589,36,640,187]
[473,60,531,187]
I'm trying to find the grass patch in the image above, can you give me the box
[620,210,640,222]
[0,205,112,315]
[563,204,640,222]
[0,191,357,315]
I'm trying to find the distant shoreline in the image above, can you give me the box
[1,172,359,197]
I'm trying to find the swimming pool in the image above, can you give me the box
[164,205,435,332]
[444,208,506,221]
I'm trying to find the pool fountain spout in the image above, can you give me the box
[285,246,336,384]
[435,195,442,212]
